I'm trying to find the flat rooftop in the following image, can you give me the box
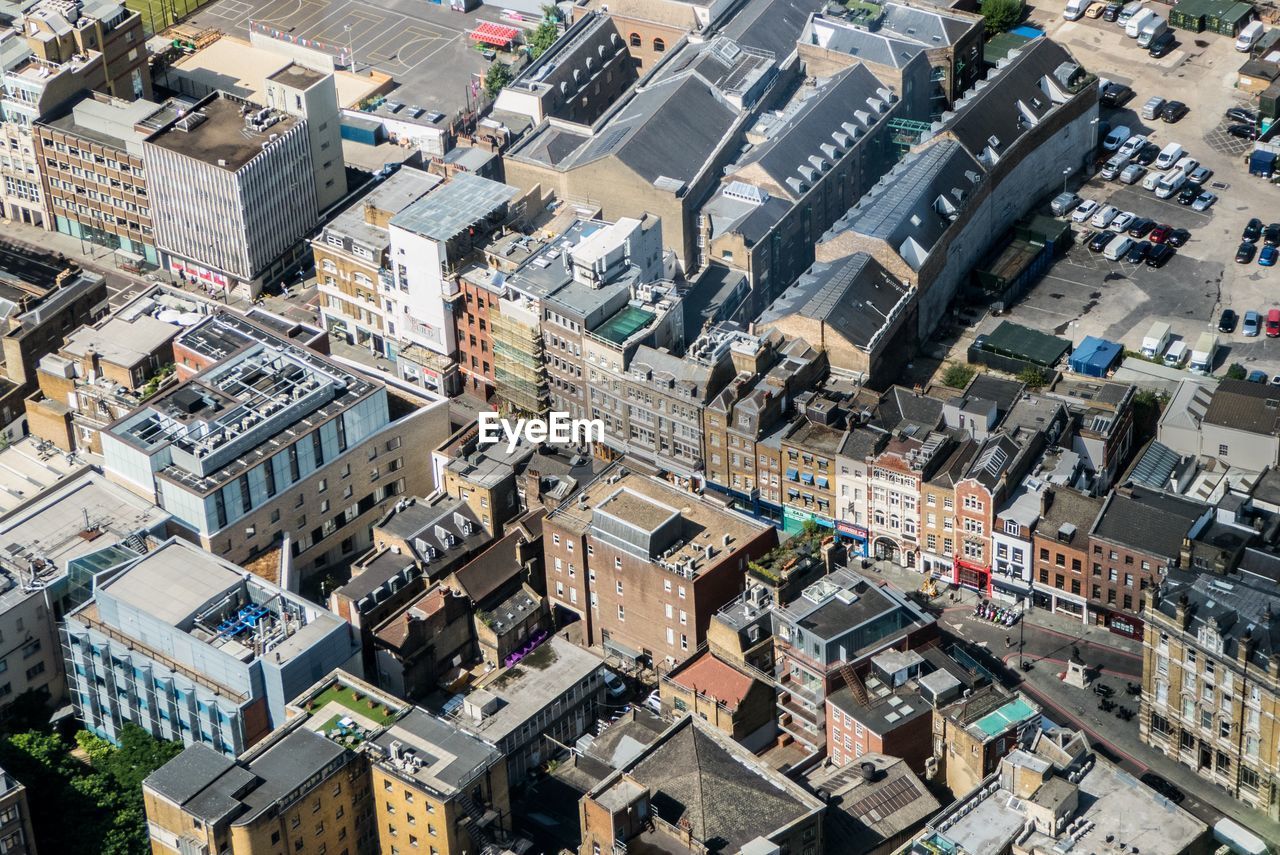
[369,709,501,798]
[60,313,179,368]
[145,92,301,172]
[0,436,85,516]
[389,172,517,243]
[267,63,325,90]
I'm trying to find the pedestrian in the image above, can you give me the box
[1006,635,1012,648]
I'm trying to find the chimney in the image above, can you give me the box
[80,347,100,379]
[1175,593,1190,630]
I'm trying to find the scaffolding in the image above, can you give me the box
[491,312,549,417]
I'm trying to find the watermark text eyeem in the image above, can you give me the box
[477,412,605,453]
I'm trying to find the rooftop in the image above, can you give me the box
[775,567,934,649]
[389,172,518,243]
[664,651,757,710]
[369,709,501,799]
[1202,379,1280,436]
[321,166,443,252]
[59,313,179,369]
[144,91,301,172]
[1091,486,1206,560]
[805,754,941,853]
[0,436,86,516]
[1156,571,1280,669]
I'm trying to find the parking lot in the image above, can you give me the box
[991,5,1280,378]
[184,0,515,115]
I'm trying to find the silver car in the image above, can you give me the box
[1191,191,1217,212]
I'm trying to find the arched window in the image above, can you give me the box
[653,37,666,52]
[629,32,641,47]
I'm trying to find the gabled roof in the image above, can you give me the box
[1202,379,1280,436]
[758,252,909,350]
[872,386,946,435]
[1157,571,1280,669]
[720,0,827,60]
[1091,486,1205,560]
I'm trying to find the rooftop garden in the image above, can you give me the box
[748,520,827,584]
[305,683,399,727]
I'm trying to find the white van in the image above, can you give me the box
[1126,7,1157,37]
[1154,142,1185,170]
[1155,172,1186,198]
[1236,20,1264,51]
[1142,169,1168,191]
[1137,17,1167,47]
[1102,152,1132,180]
[1104,235,1134,261]
[1163,339,1188,367]
[1117,1,1144,25]
[1065,0,1090,19]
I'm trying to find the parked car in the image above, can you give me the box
[1265,223,1280,246]
[1168,228,1191,247]
[1267,309,1280,337]
[1140,773,1186,804]
[1085,0,1107,15]
[602,669,628,699]
[1272,375,1280,386]
[1110,211,1137,231]
[1051,191,1082,216]
[1243,218,1263,242]
[1101,82,1134,107]
[1261,245,1279,267]
[1191,191,1217,212]
[643,690,662,714]
[1103,2,1121,21]
[1102,126,1131,151]
[1243,310,1262,336]
[1088,230,1114,252]
[1177,184,1202,205]
[1227,123,1260,140]
[1236,242,1257,264]
[1188,165,1213,184]
[1072,199,1100,223]
[1146,243,1175,267]
[1119,163,1147,185]
[1134,142,1161,165]
[1149,224,1172,244]
[1091,205,1120,228]
[1226,106,1258,124]
[1148,31,1177,56]
[1117,134,1147,158]
[1218,309,1239,332]
[1248,370,1269,384]
[1161,100,1188,122]
[1128,217,1156,237]
[1125,241,1151,263]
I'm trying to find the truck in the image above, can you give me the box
[1137,16,1167,47]
[1141,95,1165,119]
[1126,7,1157,37]
[1189,332,1219,374]
[1141,321,1172,357]
[1117,1,1144,26]
[1065,0,1090,19]
[1213,818,1268,855]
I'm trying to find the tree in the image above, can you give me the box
[483,62,513,99]
[1225,363,1248,380]
[981,0,1024,33]
[528,21,561,59]
[941,362,976,389]
[541,2,562,22]
[1017,366,1048,389]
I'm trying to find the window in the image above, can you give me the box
[1218,444,1229,456]
[629,32,641,46]
[617,605,625,621]
[653,37,666,51]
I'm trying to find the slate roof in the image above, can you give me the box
[144,744,236,807]
[808,754,940,853]
[964,433,1026,492]
[1202,379,1280,436]
[1038,489,1103,544]
[802,13,925,68]
[1090,486,1205,560]
[720,0,827,60]
[878,2,975,44]
[1157,570,1280,669]
[759,252,909,349]
[872,386,946,435]
[451,509,546,606]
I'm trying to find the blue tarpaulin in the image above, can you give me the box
[1069,336,1123,377]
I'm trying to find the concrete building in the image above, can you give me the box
[0,767,37,855]
[63,538,362,755]
[13,0,149,100]
[933,686,1040,796]
[0,468,169,712]
[659,649,776,750]
[1045,376,1136,494]
[455,634,608,784]
[100,312,449,580]
[260,63,345,213]
[312,166,442,359]
[142,92,317,298]
[542,463,777,669]
[913,728,1209,855]
[772,568,938,753]
[1142,572,1280,821]
[805,753,940,855]
[33,92,166,266]
[578,714,826,855]
[1160,379,1280,473]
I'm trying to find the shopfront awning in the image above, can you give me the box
[470,21,520,46]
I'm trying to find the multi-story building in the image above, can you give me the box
[578,715,826,855]
[313,166,442,359]
[0,767,37,855]
[16,0,150,101]
[1141,572,1280,821]
[34,92,165,266]
[260,63,346,213]
[436,421,535,536]
[933,686,1040,796]
[0,468,171,712]
[1160,379,1280,473]
[63,538,361,755]
[1046,376,1135,493]
[1028,487,1104,622]
[659,649,776,750]
[100,312,450,580]
[870,431,956,568]
[951,431,1044,593]
[773,568,937,753]
[542,463,777,669]
[918,438,977,579]
[142,92,317,298]
[834,427,888,559]
[780,415,845,534]
[1088,486,1207,633]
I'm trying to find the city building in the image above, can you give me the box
[773,568,938,753]
[542,463,777,669]
[780,415,846,533]
[869,430,955,567]
[454,635,608,784]
[835,426,890,559]
[64,538,362,755]
[1142,572,1280,820]
[659,649,776,750]
[34,92,166,266]
[1160,379,1280,474]
[0,767,36,855]
[1045,376,1136,493]
[1088,486,1207,633]
[14,0,150,100]
[100,312,450,580]
[1028,487,1103,622]
[141,91,317,298]
[578,714,827,855]
[804,753,940,855]
[0,468,171,711]
[312,166,442,359]
[913,728,1208,855]
[918,436,978,578]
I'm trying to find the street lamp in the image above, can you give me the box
[1061,166,1071,195]
[345,25,356,73]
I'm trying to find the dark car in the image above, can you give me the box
[1128,217,1156,237]
[1146,244,1175,267]
[1161,100,1189,122]
[1265,223,1280,246]
[1168,228,1191,247]
[1149,224,1172,244]
[1237,242,1257,264]
[1103,2,1121,20]
[1177,184,1202,205]
[1219,309,1239,333]
[1226,106,1259,124]
[1148,31,1177,57]
[1140,773,1186,804]
[1126,241,1151,263]
[1243,218,1263,242]
[1133,143,1160,166]
[1227,123,1260,140]
[1088,230,1113,252]
[1101,82,1134,108]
